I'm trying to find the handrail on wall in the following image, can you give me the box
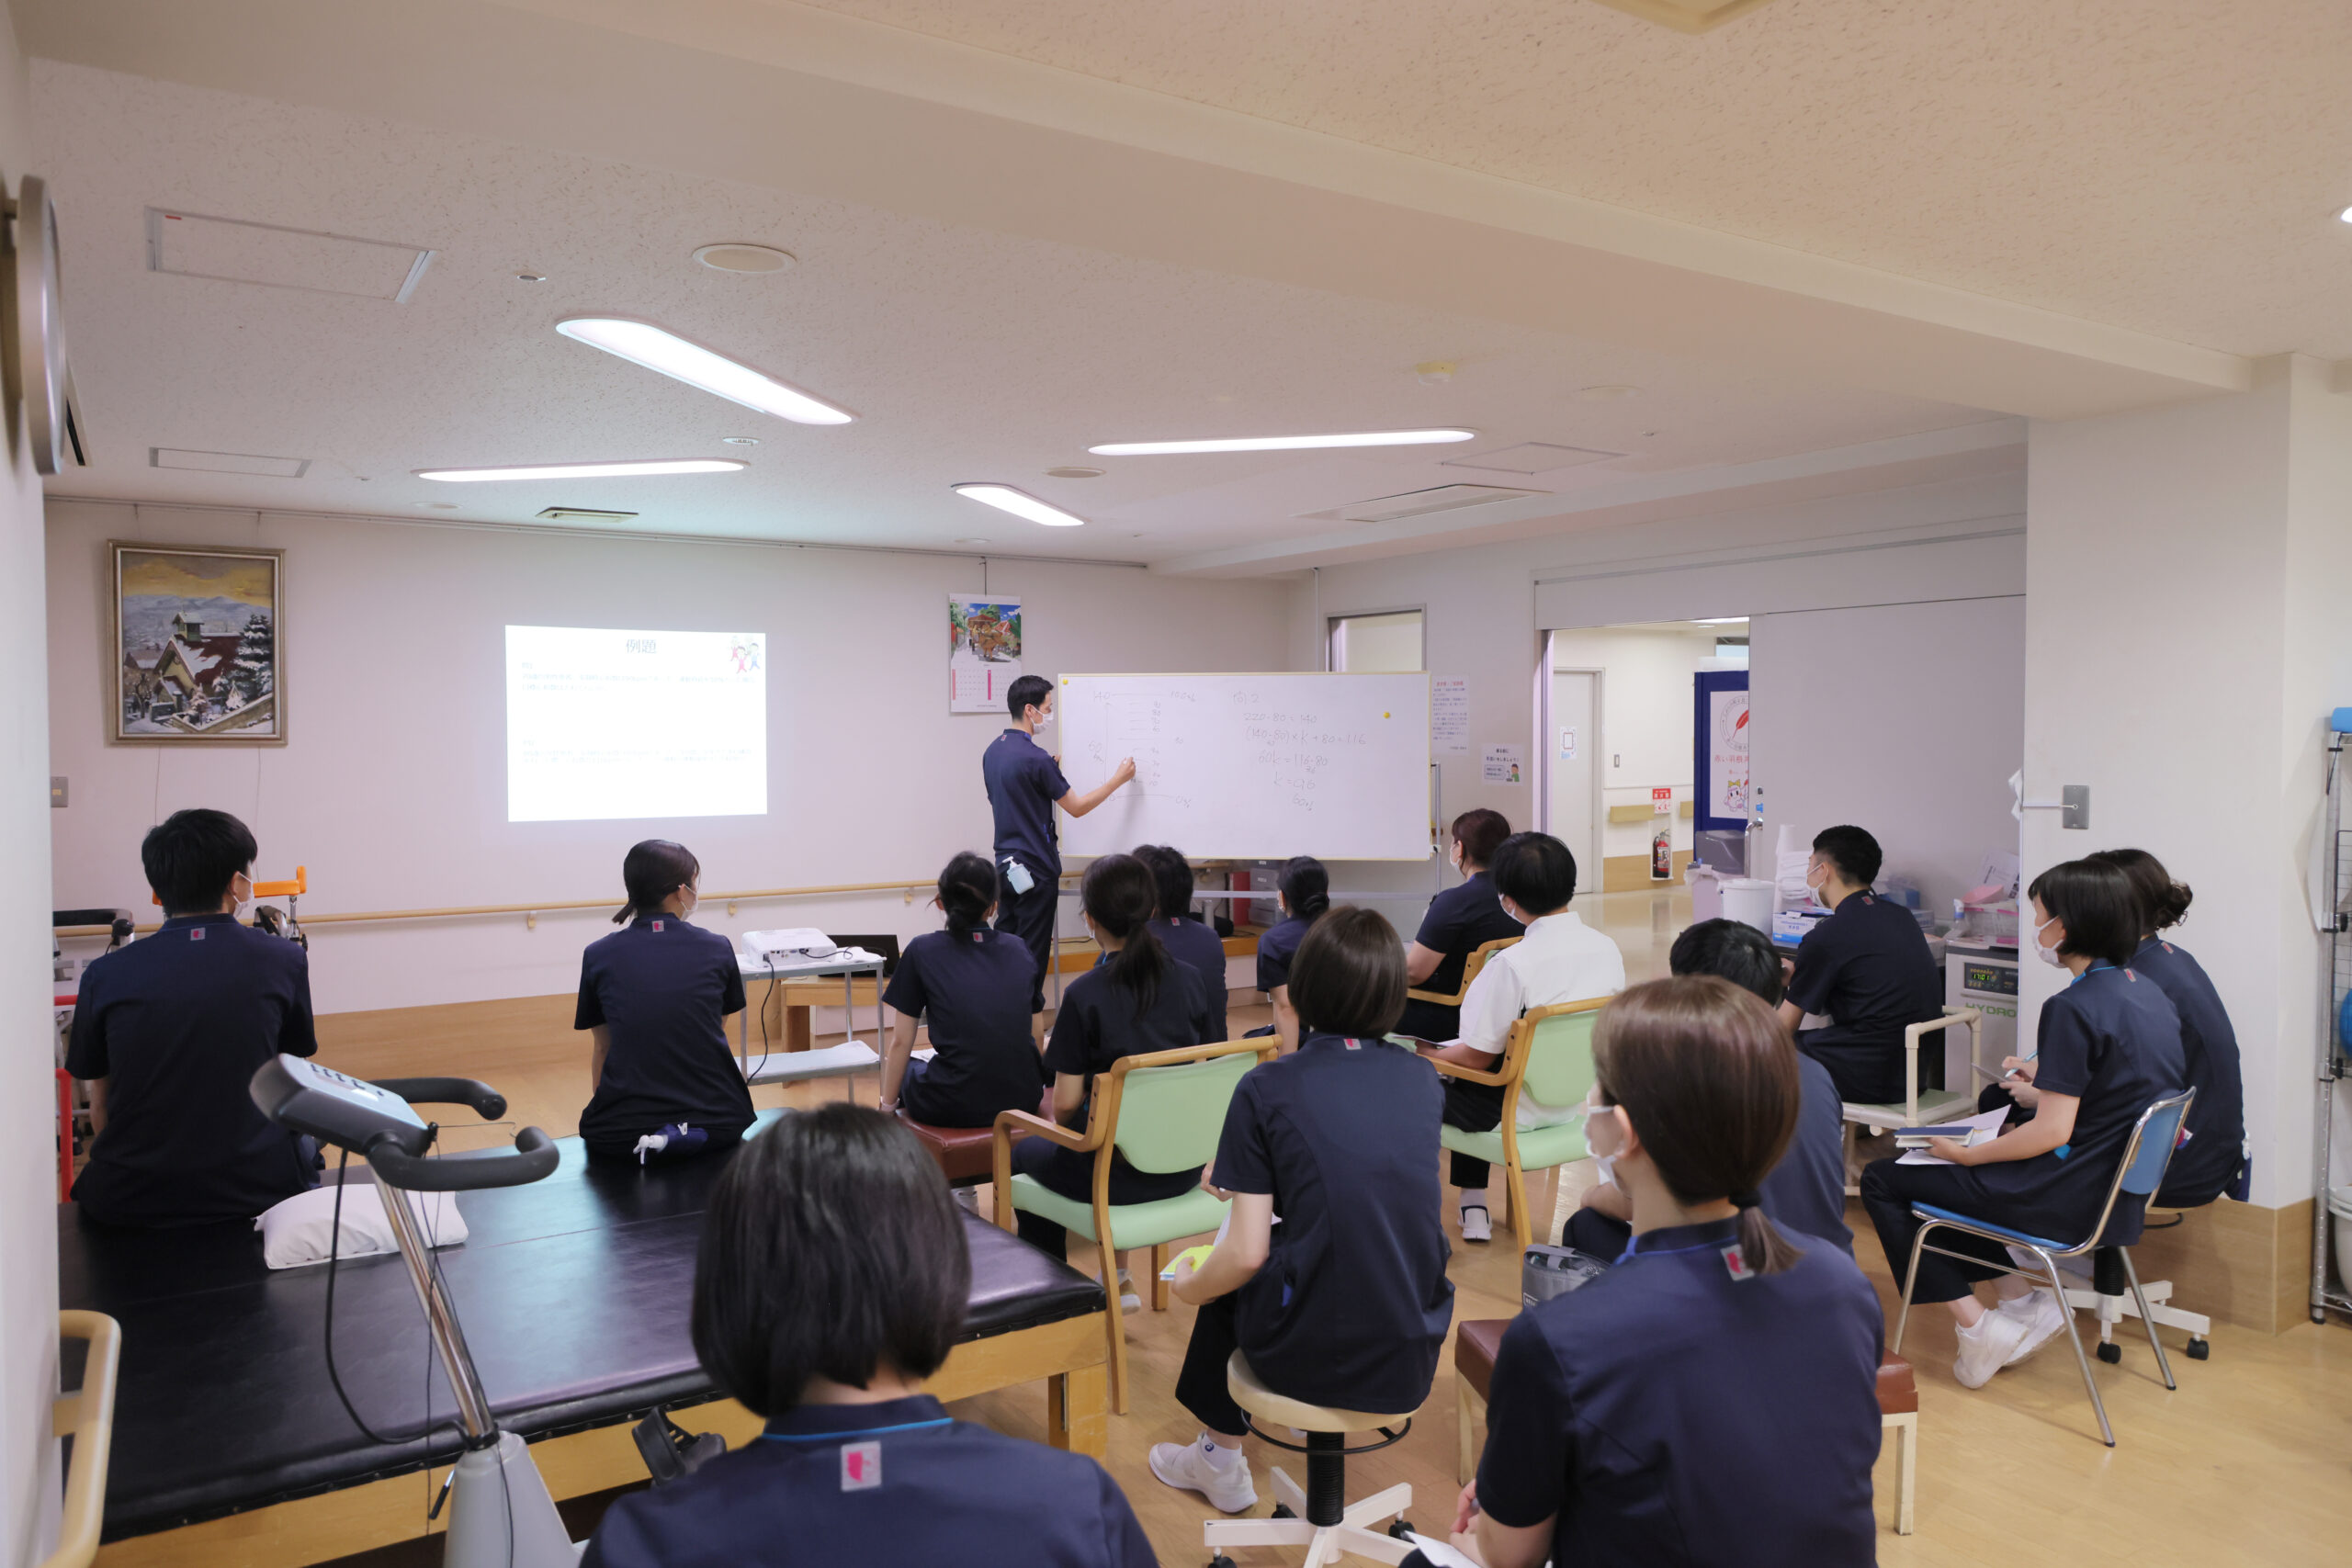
[42,1310,121,1568]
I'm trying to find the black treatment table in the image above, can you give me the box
[59,1112,1110,1568]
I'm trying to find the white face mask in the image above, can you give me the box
[1587,1094,1622,1188]
[2032,914,2064,967]
[1805,863,1830,908]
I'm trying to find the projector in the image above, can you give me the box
[741,928,842,962]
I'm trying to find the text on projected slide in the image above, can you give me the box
[505,626,766,822]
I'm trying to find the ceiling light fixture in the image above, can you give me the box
[555,316,854,425]
[416,458,746,482]
[1089,429,1475,456]
[693,243,796,274]
[1691,616,1747,626]
[953,483,1087,527]
[1045,466,1105,479]
[2339,206,2352,224]
[721,436,761,446]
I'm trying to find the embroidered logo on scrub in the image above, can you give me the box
[1721,1245,1753,1281]
[841,1440,881,1491]
[650,919,664,932]
[189,927,206,942]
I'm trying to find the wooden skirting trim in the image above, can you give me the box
[2128,1195,2315,1335]
[1600,852,1692,892]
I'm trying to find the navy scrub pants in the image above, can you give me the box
[1561,1204,1633,1258]
[1174,1292,1251,1436]
[995,863,1059,1013]
[1442,1075,1505,1190]
[1008,1135,1201,1262]
[1857,1156,2019,1304]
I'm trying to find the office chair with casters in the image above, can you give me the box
[1892,1087,2196,1448]
[1201,1353,1420,1568]
[1427,998,1608,1249]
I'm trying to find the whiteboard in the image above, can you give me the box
[1057,672,1432,861]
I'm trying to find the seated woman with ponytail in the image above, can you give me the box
[880,852,1049,1129]
[574,840,752,1164]
[1457,977,1884,1568]
[1012,853,1215,1262]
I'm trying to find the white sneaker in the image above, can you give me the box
[1998,1289,2071,1367]
[1149,1436,1258,1514]
[1117,1268,1141,1314]
[1952,1309,2032,1389]
[1459,1204,1492,1244]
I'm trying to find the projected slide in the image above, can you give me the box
[506,626,766,822]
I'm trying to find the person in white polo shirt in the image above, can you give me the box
[1418,831,1625,1242]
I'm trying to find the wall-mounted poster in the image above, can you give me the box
[1692,670,1749,830]
[111,542,285,743]
[950,594,1023,714]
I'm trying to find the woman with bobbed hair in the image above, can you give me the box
[1457,976,1883,1568]
[582,1105,1155,1566]
[2087,847,2245,1206]
[879,852,1047,1130]
[574,840,751,1163]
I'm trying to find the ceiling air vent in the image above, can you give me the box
[151,447,309,478]
[146,209,436,302]
[1585,0,1783,34]
[537,507,640,523]
[1442,442,1623,476]
[1299,484,1546,525]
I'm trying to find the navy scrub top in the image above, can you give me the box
[1404,870,1521,1000]
[1759,1053,1855,1253]
[1212,1033,1454,1414]
[582,1394,1156,1568]
[1253,912,1315,994]
[575,916,752,1148]
[1785,891,1944,1102]
[982,729,1071,879]
[885,927,1046,1127]
[65,913,319,1227]
[1157,915,1230,1043]
[2129,936,2245,1204]
[1962,963,2185,1247]
[1477,1216,1883,1568]
[1046,961,1215,1162]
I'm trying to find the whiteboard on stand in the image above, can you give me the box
[1057,672,1432,861]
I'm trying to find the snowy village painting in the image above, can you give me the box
[111,543,284,742]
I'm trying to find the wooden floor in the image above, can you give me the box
[304,891,2352,1567]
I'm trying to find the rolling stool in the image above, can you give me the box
[2066,1245,2212,1364]
[1202,1352,1419,1568]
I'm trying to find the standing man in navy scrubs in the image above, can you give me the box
[1776,824,1943,1105]
[983,675,1136,1016]
[66,807,320,1227]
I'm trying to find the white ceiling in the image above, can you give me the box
[797,0,2352,359]
[31,59,1994,565]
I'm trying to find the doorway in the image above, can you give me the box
[1544,661,1602,900]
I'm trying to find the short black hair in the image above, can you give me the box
[1491,831,1577,914]
[1451,809,1510,868]
[1812,825,1882,888]
[692,1105,969,1416]
[1286,906,1407,1038]
[1134,844,1196,921]
[141,808,257,915]
[2025,859,2141,967]
[1668,918,1785,1008]
[1006,674,1053,719]
[615,840,700,924]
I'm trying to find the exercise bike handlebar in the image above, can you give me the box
[363,1125,560,1192]
[364,1077,508,1122]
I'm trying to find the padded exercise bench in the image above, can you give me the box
[59,1111,1109,1568]
[1451,1319,1918,1536]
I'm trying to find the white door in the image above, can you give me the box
[1548,670,1600,899]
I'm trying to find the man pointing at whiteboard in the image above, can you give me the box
[985,675,1136,1015]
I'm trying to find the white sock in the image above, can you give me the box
[1200,1434,1242,1467]
[1460,1194,1487,1213]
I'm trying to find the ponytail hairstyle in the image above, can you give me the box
[1082,853,1167,1011]
[1592,976,1806,1278]
[614,840,701,925]
[937,852,999,938]
[2087,847,2192,936]
[1277,855,1329,923]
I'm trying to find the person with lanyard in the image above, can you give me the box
[581,1103,1156,1568]
[1133,842,1231,1045]
[1154,906,1453,1516]
[1448,976,1883,1568]
[1395,809,1523,1043]
[2087,847,2247,1206]
[1422,831,1624,1243]
[1859,858,2187,1389]
[981,674,1136,1018]
[1563,917,1852,1258]
[878,852,1048,1130]
[574,840,752,1164]
[65,807,322,1227]
[1777,824,1944,1105]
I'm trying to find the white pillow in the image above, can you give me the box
[255,1180,468,1269]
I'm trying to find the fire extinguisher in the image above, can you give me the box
[1651,821,1672,880]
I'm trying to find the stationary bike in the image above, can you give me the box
[248,1055,579,1565]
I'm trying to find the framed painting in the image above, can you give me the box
[110,541,286,743]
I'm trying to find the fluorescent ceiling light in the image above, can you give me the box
[1088,429,1476,456]
[416,458,745,482]
[1691,616,1747,626]
[954,483,1087,527]
[555,316,854,425]
[2341,205,2352,224]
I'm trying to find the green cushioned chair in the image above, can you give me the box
[1431,998,1609,1250]
[992,1037,1275,1414]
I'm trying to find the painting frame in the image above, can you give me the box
[108,540,288,746]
